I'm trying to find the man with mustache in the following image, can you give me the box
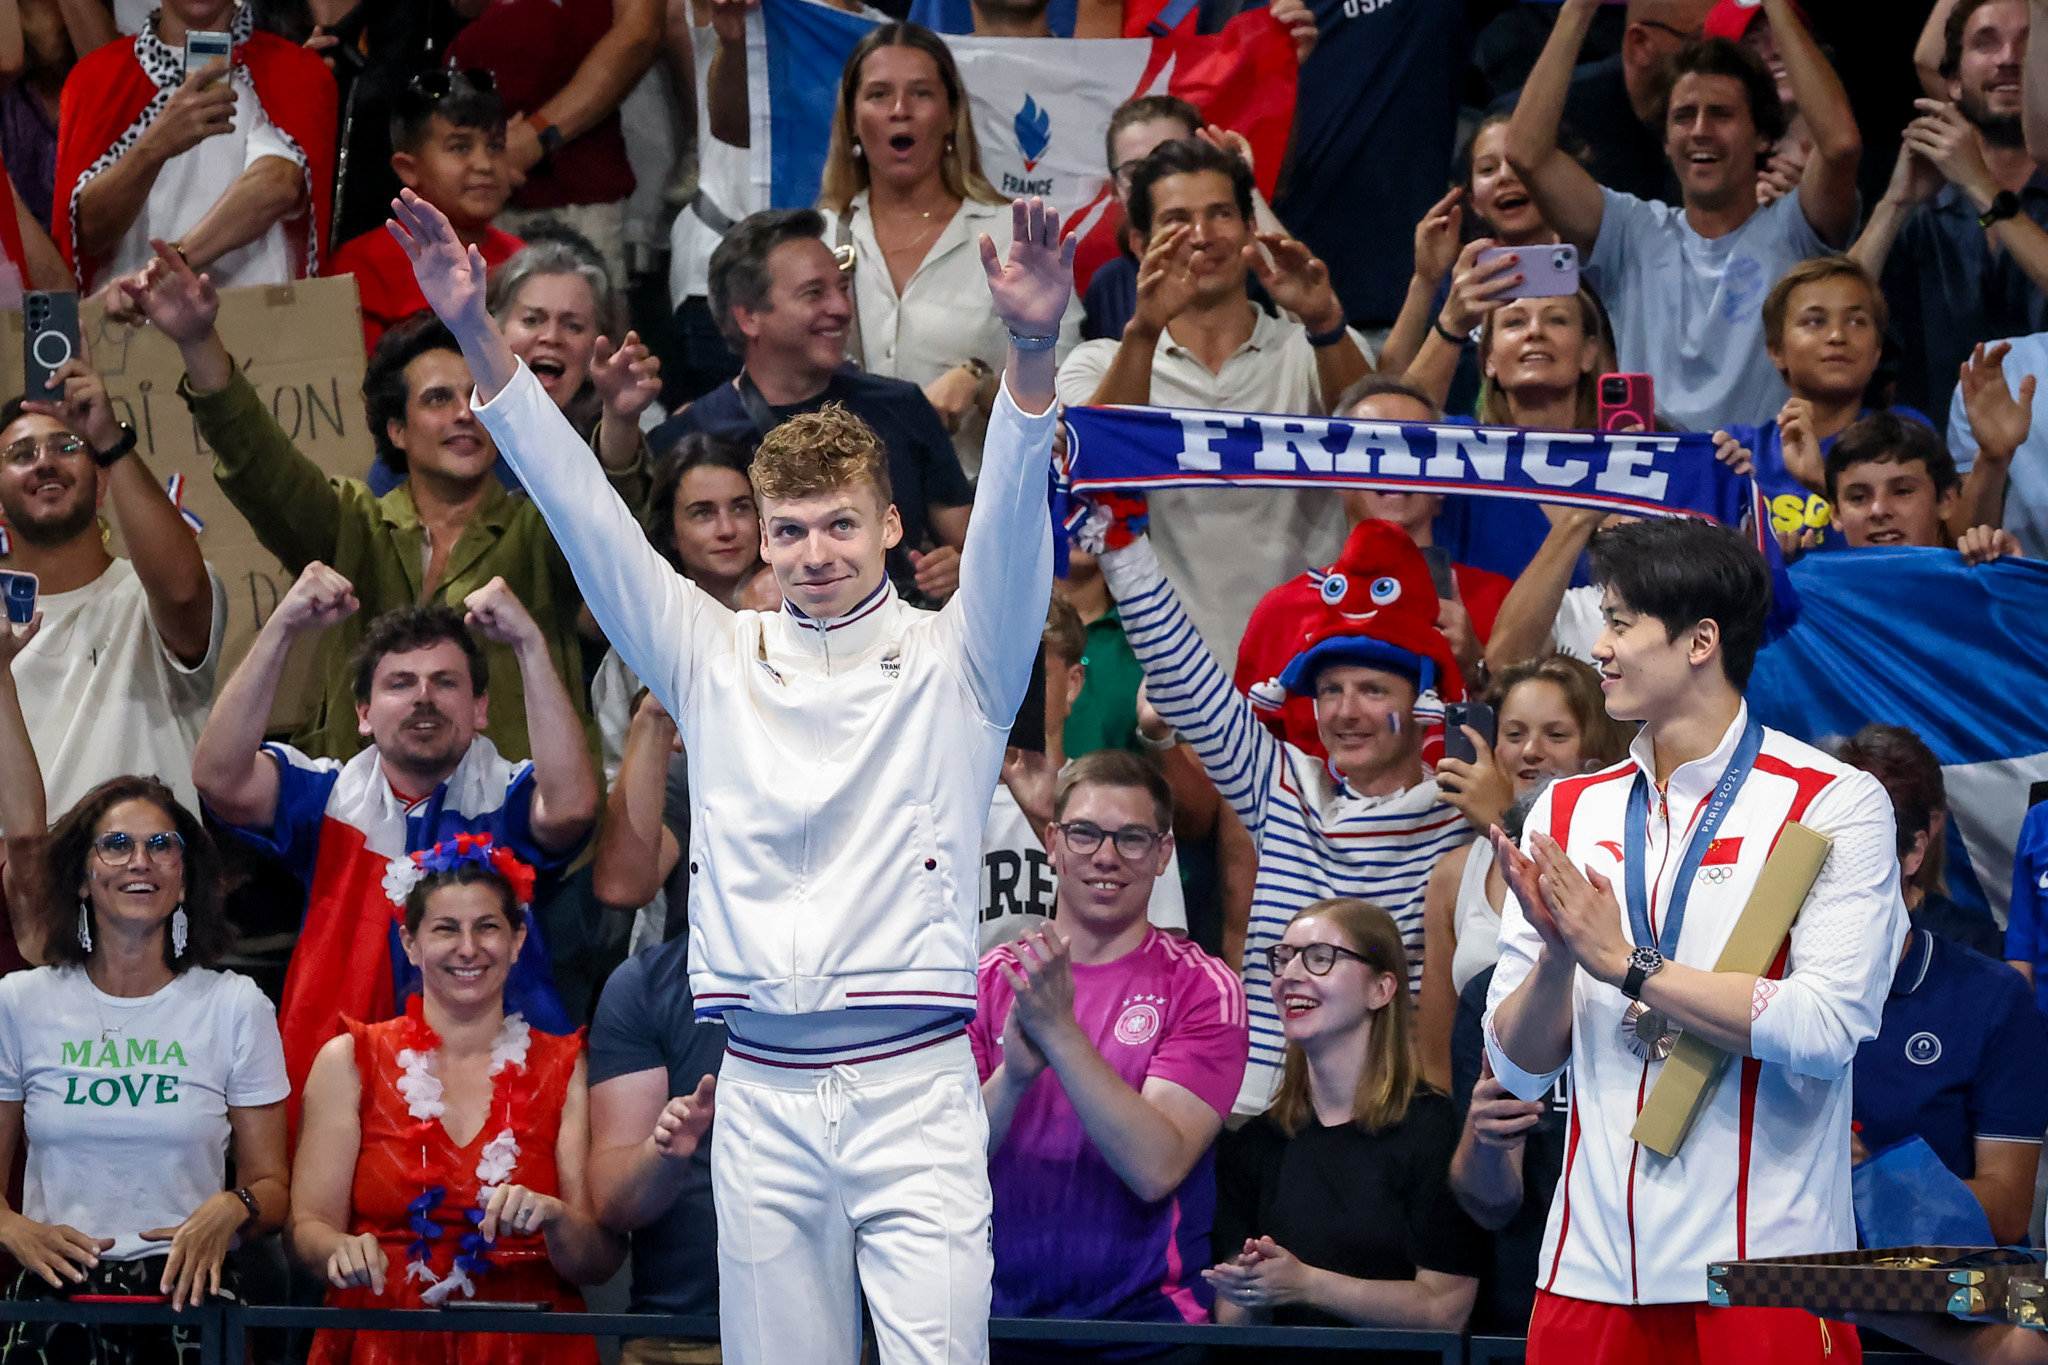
[192,570,597,1116]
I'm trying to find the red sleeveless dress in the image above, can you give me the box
[308,1007,598,1365]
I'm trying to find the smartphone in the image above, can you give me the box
[22,291,77,406]
[183,28,231,78]
[1419,545,1456,599]
[1598,372,1655,433]
[1441,701,1497,767]
[1477,242,1579,301]
[0,572,36,625]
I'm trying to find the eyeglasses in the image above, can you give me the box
[90,831,185,866]
[1111,158,1146,193]
[1265,941,1373,976]
[1052,821,1166,860]
[0,433,87,468]
[405,67,497,104]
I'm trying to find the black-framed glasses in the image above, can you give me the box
[405,67,497,104]
[91,831,185,866]
[1053,821,1166,860]
[0,433,87,468]
[1266,941,1372,976]
[1112,158,1146,193]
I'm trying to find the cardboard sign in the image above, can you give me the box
[0,277,370,725]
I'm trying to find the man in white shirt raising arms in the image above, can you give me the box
[391,187,1073,1365]
[1484,516,1905,1365]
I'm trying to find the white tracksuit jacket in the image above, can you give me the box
[1484,706,1905,1305]
[474,363,1054,1020]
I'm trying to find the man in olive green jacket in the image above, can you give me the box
[118,242,661,763]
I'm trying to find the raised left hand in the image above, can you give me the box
[1902,100,1998,203]
[1202,1236,1315,1310]
[1957,340,2036,463]
[1435,734,1514,833]
[1267,0,1318,62]
[591,331,663,424]
[479,1183,566,1243]
[388,189,491,332]
[1001,926,1078,1048]
[463,576,543,651]
[1245,232,1343,336]
[139,1193,243,1311]
[980,198,1076,342]
[1528,830,1629,986]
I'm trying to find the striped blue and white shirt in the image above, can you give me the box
[1102,537,1471,1115]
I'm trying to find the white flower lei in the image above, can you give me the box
[397,1011,532,1304]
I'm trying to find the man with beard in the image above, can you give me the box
[0,355,223,828]
[1855,0,2048,428]
[192,570,597,1116]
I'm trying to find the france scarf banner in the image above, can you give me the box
[1750,550,2048,924]
[1062,403,1765,529]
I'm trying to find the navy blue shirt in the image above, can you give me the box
[1882,171,2048,432]
[1853,928,2048,1183]
[652,369,973,594]
[1273,0,1466,325]
[1722,406,1933,555]
[586,936,727,1319]
[2008,801,2048,1020]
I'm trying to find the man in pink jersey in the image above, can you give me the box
[1484,517,1904,1365]
[971,749,1249,1362]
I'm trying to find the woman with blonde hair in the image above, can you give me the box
[1417,653,1634,1087]
[818,22,1074,475]
[1206,898,1485,1332]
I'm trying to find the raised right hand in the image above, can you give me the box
[1440,237,1519,339]
[1411,187,1464,286]
[0,1211,111,1287]
[118,239,221,345]
[143,60,236,161]
[1132,222,1197,337]
[271,563,359,638]
[1491,824,1563,948]
[325,1231,387,1294]
[653,1075,716,1162]
[388,189,491,332]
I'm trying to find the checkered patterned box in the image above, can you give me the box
[1706,1247,2043,1320]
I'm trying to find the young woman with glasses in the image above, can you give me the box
[0,757,289,1362]
[1205,898,1485,1334]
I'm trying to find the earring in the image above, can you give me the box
[852,142,865,158]
[171,905,189,959]
[77,901,91,954]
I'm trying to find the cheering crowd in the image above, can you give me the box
[0,0,2044,1361]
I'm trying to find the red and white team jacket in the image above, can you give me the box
[1484,705,1906,1306]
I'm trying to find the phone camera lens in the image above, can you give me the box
[1554,249,1570,270]
[1601,377,1627,402]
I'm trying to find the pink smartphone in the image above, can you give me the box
[1598,373,1655,433]
[1476,242,1579,300]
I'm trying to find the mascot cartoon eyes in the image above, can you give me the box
[1318,574,1348,605]
[1369,576,1401,605]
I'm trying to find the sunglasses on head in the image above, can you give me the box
[405,67,497,104]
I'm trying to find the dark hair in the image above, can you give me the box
[1451,112,1591,239]
[0,396,28,437]
[1587,518,1772,689]
[1042,592,1086,670]
[349,602,488,704]
[403,864,527,936]
[1661,37,1789,148]
[1831,724,1948,893]
[1335,374,1442,420]
[1943,0,2012,78]
[1053,748,1174,832]
[363,313,470,475]
[1823,412,1959,503]
[707,209,829,354]
[649,433,759,573]
[43,777,233,972]
[1127,138,1255,238]
[389,69,506,155]
[1104,94,1202,174]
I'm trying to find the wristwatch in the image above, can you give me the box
[1980,190,2022,229]
[91,422,138,468]
[1621,943,1666,1001]
[527,113,566,161]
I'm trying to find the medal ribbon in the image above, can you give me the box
[1623,713,1764,961]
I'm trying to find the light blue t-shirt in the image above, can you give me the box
[1946,329,2048,559]
[1586,186,1829,433]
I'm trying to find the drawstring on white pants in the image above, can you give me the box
[816,1064,862,1148]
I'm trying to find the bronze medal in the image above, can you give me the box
[1620,999,1680,1062]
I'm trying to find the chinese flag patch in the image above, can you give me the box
[1700,838,1742,866]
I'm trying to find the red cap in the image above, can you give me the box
[1702,0,1807,41]
[1275,520,1465,702]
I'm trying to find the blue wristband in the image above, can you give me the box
[1008,331,1059,352]
[1305,320,1349,348]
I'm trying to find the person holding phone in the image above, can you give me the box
[1417,655,1632,1089]
[52,0,335,288]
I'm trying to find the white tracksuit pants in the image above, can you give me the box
[711,1034,993,1365]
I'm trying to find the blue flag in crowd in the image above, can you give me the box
[758,0,876,209]
[1751,550,2048,922]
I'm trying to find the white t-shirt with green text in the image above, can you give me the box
[0,965,288,1259]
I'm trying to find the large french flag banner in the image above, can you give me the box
[751,0,1297,289]
[1748,550,2048,924]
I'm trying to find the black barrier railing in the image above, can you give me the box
[0,1297,1945,1363]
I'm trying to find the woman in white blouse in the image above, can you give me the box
[818,22,1077,476]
